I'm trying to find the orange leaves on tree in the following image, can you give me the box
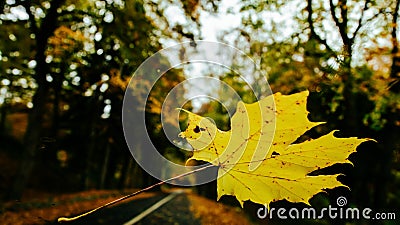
[47,26,85,58]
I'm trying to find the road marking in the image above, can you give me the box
[122,191,181,225]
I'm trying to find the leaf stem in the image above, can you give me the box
[58,163,216,223]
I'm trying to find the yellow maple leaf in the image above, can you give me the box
[180,91,372,208]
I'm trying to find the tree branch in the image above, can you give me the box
[390,0,400,80]
[329,0,349,46]
[306,0,334,53]
[352,0,371,40]
[340,0,348,35]
[329,0,341,28]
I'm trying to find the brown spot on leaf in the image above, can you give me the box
[194,125,205,133]
[271,151,280,158]
[194,125,201,133]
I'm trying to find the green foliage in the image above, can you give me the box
[0,0,201,193]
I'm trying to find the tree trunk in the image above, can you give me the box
[99,142,111,189]
[123,157,134,188]
[327,0,361,134]
[9,79,48,199]
[342,45,359,135]
[390,0,400,92]
[0,102,7,135]
[9,0,65,199]
[84,109,98,189]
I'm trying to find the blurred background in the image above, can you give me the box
[0,0,399,224]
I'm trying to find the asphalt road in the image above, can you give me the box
[53,192,201,225]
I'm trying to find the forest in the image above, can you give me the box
[0,0,399,224]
